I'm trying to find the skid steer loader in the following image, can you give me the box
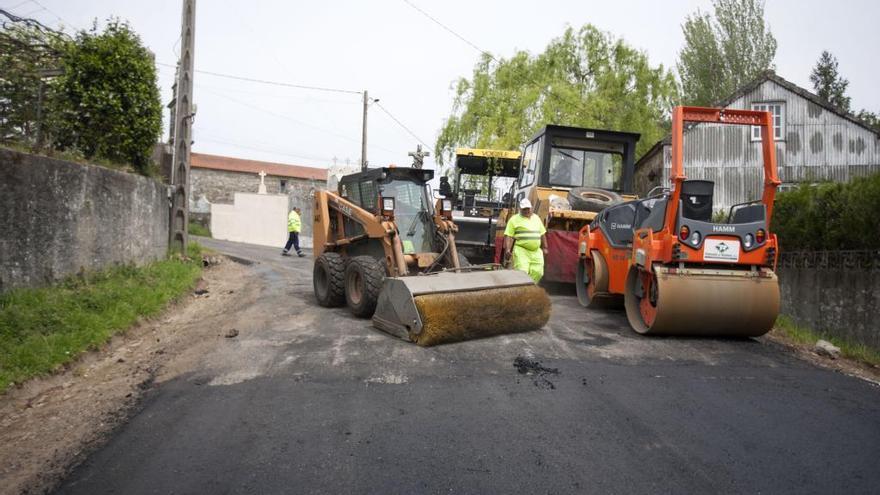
[312,166,551,346]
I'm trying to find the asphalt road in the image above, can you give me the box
[56,238,880,494]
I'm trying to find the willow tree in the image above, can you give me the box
[435,25,679,166]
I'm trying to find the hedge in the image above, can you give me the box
[773,172,880,251]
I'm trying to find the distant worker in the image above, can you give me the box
[502,198,547,283]
[282,206,305,257]
[438,175,457,202]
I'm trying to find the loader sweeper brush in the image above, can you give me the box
[373,270,550,346]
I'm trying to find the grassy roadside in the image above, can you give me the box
[773,315,880,368]
[0,245,204,393]
[188,222,211,237]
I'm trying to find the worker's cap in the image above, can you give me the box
[519,198,532,209]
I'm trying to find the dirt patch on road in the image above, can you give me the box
[0,259,261,495]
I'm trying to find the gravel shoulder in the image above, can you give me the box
[0,259,258,495]
[762,329,880,385]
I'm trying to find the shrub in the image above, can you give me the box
[773,173,880,251]
[52,19,162,174]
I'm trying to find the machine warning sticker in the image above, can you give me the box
[703,239,740,262]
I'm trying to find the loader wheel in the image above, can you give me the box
[345,256,385,318]
[314,252,346,307]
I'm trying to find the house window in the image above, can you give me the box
[751,102,784,141]
[279,179,288,192]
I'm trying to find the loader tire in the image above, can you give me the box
[314,252,346,307]
[345,256,385,318]
[568,187,623,212]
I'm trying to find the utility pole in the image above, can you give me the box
[360,90,368,170]
[169,0,196,253]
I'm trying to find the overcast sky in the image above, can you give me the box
[8,0,880,172]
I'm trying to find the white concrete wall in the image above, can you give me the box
[210,193,306,249]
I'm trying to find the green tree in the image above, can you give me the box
[677,0,777,106]
[0,23,67,145]
[856,110,879,131]
[435,25,678,165]
[53,19,162,173]
[809,51,851,112]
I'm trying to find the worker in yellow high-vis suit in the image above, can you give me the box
[282,206,305,257]
[502,198,547,283]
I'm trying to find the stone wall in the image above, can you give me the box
[190,167,322,239]
[777,251,880,350]
[0,148,169,292]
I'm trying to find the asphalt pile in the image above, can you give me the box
[513,356,560,390]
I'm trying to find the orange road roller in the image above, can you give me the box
[577,106,781,337]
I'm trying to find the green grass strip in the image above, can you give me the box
[0,249,203,392]
[775,315,880,368]
[188,222,212,237]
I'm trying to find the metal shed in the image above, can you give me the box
[635,71,880,210]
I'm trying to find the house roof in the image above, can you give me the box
[635,70,880,168]
[718,70,880,134]
[191,153,328,181]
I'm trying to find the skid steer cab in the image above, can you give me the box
[311,166,550,346]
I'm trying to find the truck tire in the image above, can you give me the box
[344,256,385,318]
[568,187,623,212]
[314,252,346,307]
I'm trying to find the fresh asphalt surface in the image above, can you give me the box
[56,238,880,494]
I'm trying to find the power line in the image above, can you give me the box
[374,101,432,152]
[157,62,362,96]
[197,85,399,155]
[401,0,492,60]
[196,132,394,169]
[198,86,361,144]
[400,0,585,121]
[196,135,335,165]
[155,64,430,156]
[5,1,31,10]
[0,5,66,36]
[26,0,73,29]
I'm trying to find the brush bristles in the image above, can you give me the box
[412,285,551,346]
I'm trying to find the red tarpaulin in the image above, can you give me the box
[543,230,579,284]
[493,231,578,284]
